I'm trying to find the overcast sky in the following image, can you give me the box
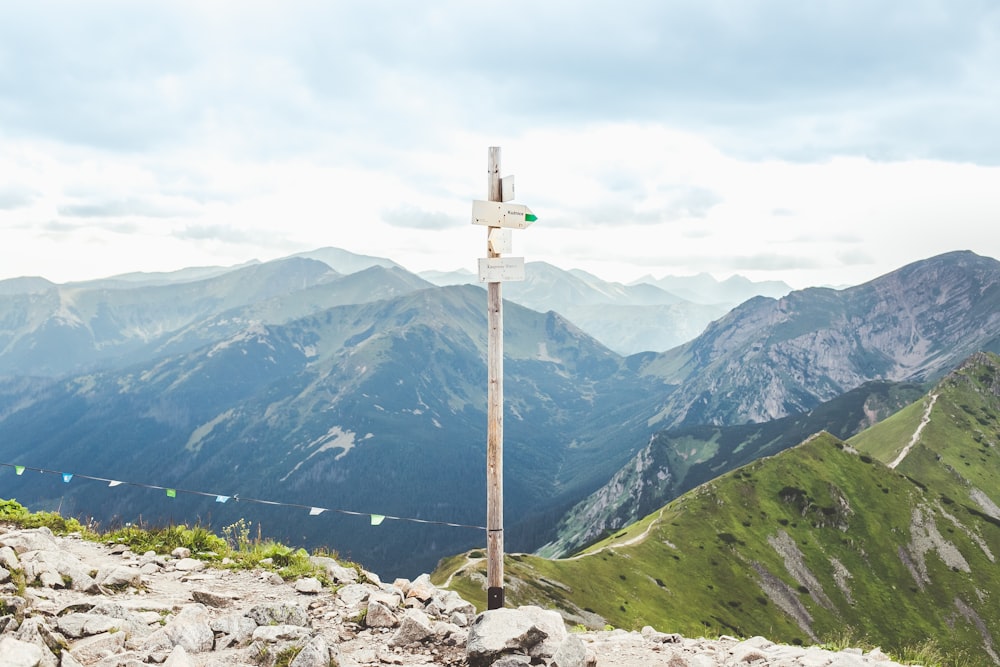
[2,1,998,289]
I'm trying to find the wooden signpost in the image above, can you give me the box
[474,146,534,610]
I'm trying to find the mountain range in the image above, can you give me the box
[419,261,790,355]
[1,248,999,590]
[639,250,1000,428]
[437,352,1000,664]
[0,258,662,576]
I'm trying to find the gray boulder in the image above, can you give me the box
[335,582,373,614]
[0,613,17,634]
[251,624,313,643]
[405,573,436,603]
[0,545,19,569]
[137,627,176,654]
[58,648,86,667]
[163,604,215,653]
[0,637,44,667]
[163,644,197,667]
[365,598,399,628]
[192,589,233,608]
[96,565,143,590]
[519,605,569,659]
[1,595,28,617]
[309,556,358,584]
[67,631,128,665]
[550,634,588,667]
[0,527,58,553]
[466,607,553,666]
[57,612,127,638]
[89,601,154,637]
[389,608,435,647]
[15,616,67,656]
[294,576,323,594]
[492,656,533,667]
[289,635,331,667]
[210,613,258,645]
[431,588,476,620]
[173,558,206,572]
[247,602,310,627]
[20,549,97,592]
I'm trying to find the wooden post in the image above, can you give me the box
[485,146,505,610]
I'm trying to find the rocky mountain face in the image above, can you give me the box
[440,352,1000,665]
[641,250,1000,429]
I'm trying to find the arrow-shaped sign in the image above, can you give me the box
[471,200,537,229]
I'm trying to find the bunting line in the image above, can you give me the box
[0,462,485,531]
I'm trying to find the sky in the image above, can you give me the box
[2,1,999,290]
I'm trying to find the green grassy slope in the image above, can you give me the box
[540,379,925,557]
[437,352,1000,664]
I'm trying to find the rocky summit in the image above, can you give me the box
[0,525,911,667]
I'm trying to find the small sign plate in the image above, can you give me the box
[488,228,512,255]
[501,175,515,202]
[478,257,525,282]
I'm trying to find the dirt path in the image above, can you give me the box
[564,507,666,561]
[442,552,484,588]
[888,392,938,469]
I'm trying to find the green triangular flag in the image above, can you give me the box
[15,465,25,475]
[166,488,176,498]
[370,514,385,526]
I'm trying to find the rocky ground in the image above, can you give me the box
[1,525,913,666]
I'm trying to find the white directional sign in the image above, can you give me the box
[478,257,525,282]
[471,200,537,229]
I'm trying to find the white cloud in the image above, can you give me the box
[0,1,998,287]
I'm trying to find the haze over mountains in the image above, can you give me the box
[0,248,998,591]
[419,260,791,355]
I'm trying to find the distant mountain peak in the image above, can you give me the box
[0,275,56,295]
[288,247,401,275]
[630,272,793,306]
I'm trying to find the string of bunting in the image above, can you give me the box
[1,462,485,531]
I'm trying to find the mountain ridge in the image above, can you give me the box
[437,351,1000,664]
[640,250,1000,428]
[0,283,662,577]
